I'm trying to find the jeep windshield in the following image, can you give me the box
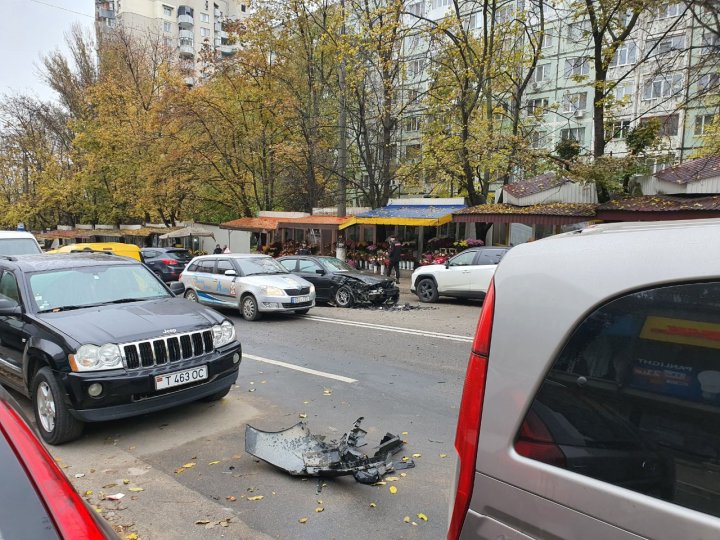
[29,265,170,313]
[237,257,288,276]
[0,238,42,255]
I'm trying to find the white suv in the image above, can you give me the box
[449,219,720,539]
[410,247,508,302]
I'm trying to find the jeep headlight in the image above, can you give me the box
[261,285,285,297]
[212,321,236,348]
[70,343,123,372]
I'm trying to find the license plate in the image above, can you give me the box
[155,366,208,390]
[291,296,310,304]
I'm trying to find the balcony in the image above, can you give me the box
[98,8,115,19]
[217,44,235,55]
[215,22,222,32]
[179,29,193,40]
[178,14,193,28]
[179,44,195,57]
[216,30,228,39]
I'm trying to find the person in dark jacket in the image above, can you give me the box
[213,244,222,254]
[387,236,401,280]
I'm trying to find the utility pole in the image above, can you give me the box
[336,0,348,217]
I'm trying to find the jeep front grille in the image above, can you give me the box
[121,329,214,369]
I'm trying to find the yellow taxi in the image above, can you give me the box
[46,242,143,262]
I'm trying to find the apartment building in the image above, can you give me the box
[95,0,249,83]
[395,0,718,185]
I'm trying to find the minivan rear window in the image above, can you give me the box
[0,239,41,255]
[516,282,720,517]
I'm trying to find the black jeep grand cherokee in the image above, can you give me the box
[0,253,242,444]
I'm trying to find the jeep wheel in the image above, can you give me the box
[334,286,354,308]
[32,367,84,445]
[241,295,261,321]
[185,289,199,302]
[416,278,439,303]
[202,385,232,402]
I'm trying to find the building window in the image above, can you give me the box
[200,27,210,37]
[541,33,553,49]
[567,21,590,42]
[495,4,514,23]
[163,5,173,17]
[649,35,686,55]
[606,120,631,139]
[564,57,590,78]
[529,131,547,149]
[241,4,246,12]
[701,33,720,55]
[640,114,679,136]
[610,41,637,67]
[534,64,551,83]
[163,21,172,32]
[695,114,715,136]
[657,2,682,18]
[613,80,634,101]
[560,127,585,145]
[407,88,419,102]
[642,73,683,100]
[408,2,423,16]
[200,13,210,22]
[699,73,720,92]
[527,97,549,116]
[562,92,587,113]
[432,0,451,8]
[405,116,421,132]
[408,58,424,78]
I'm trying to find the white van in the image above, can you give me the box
[0,231,43,255]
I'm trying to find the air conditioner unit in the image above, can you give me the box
[574,109,585,118]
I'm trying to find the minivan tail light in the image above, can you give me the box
[0,400,106,538]
[448,279,495,540]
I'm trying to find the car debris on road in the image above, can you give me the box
[245,417,414,485]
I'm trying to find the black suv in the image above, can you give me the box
[141,247,193,282]
[0,253,242,444]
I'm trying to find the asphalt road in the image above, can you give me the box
[46,292,484,540]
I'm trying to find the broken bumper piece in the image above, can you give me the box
[245,417,414,484]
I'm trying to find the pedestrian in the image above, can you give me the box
[222,245,231,254]
[298,242,311,255]
[387,236,401,281]
[213,244,222,254]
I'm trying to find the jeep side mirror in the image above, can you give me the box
[224,270,237,276]
[0,299,22,316]
[168,281,186,296]
[315,269,326,275]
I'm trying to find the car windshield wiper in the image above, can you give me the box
[37,304,102,313]
[105,297,164,304]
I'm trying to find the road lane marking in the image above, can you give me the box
[243,354,358,383]
[303,315,473,343]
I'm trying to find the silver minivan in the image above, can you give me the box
[450,219,720,539]
[180,254,315,321]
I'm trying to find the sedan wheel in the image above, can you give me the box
[334,286,354,308]
[185,289,199,302]
[241,295,261,321]
[416,278,439,303]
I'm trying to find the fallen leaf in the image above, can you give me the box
[84,490,93,496]
[400,473,407,477]
[315,507,324,513]
[401,457,409,462]
[298,517,308,524]
[303,400,310,404]
[412,521,418,526]
[105,493,125,501]
[208,461,220,465]
[125,533,138,540]
[174,467,185,474]
[412,453,422,458]
[183,463,196,468]
[417,513,428,521]
[122,479,130,485]
[260,380,266,384]
[440,454,448,458]
[219,520,230,528]
[322,388,332,396]
[248,388,255,392]
[385,476,399,482]
[226,495,237,501]
[195,519,211,525]
[317,499,323,504]
[403,516,411,523]
[128,487,144,493]
[372,481,386,486]
[247,496,264,501]
[102,483,117,489]
[389,486,398,494]
[401,431,409,435]
[369,502,377,508]
[298,413,307,419]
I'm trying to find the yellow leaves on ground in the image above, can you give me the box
[298,517,308,524]
[298,413,307,419]
[417,513,428,521]
[315,507,324,513]
[412,453,422,458]
[175,462,196,474]
[389,485,398,494]
[247,495,264,501]
[128,487,144,493]
[208,461,220,465]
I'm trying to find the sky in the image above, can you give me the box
[0,0,95,102]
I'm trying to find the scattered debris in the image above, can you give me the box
[298,517,308,524]
[105,493,125,501]
[358,302,436,312]
[245,417,415,485]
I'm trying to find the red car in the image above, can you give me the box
[0,386,115,538]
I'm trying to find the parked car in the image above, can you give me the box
[47,242,143,261]
[0,231,42,255]
[180,254,316,321]
[141,247,193,282]
[410,247,509,303]
[0,384,117,537]
[0,253,242,444]
[277,255,399,307]
[449,219,720,540]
